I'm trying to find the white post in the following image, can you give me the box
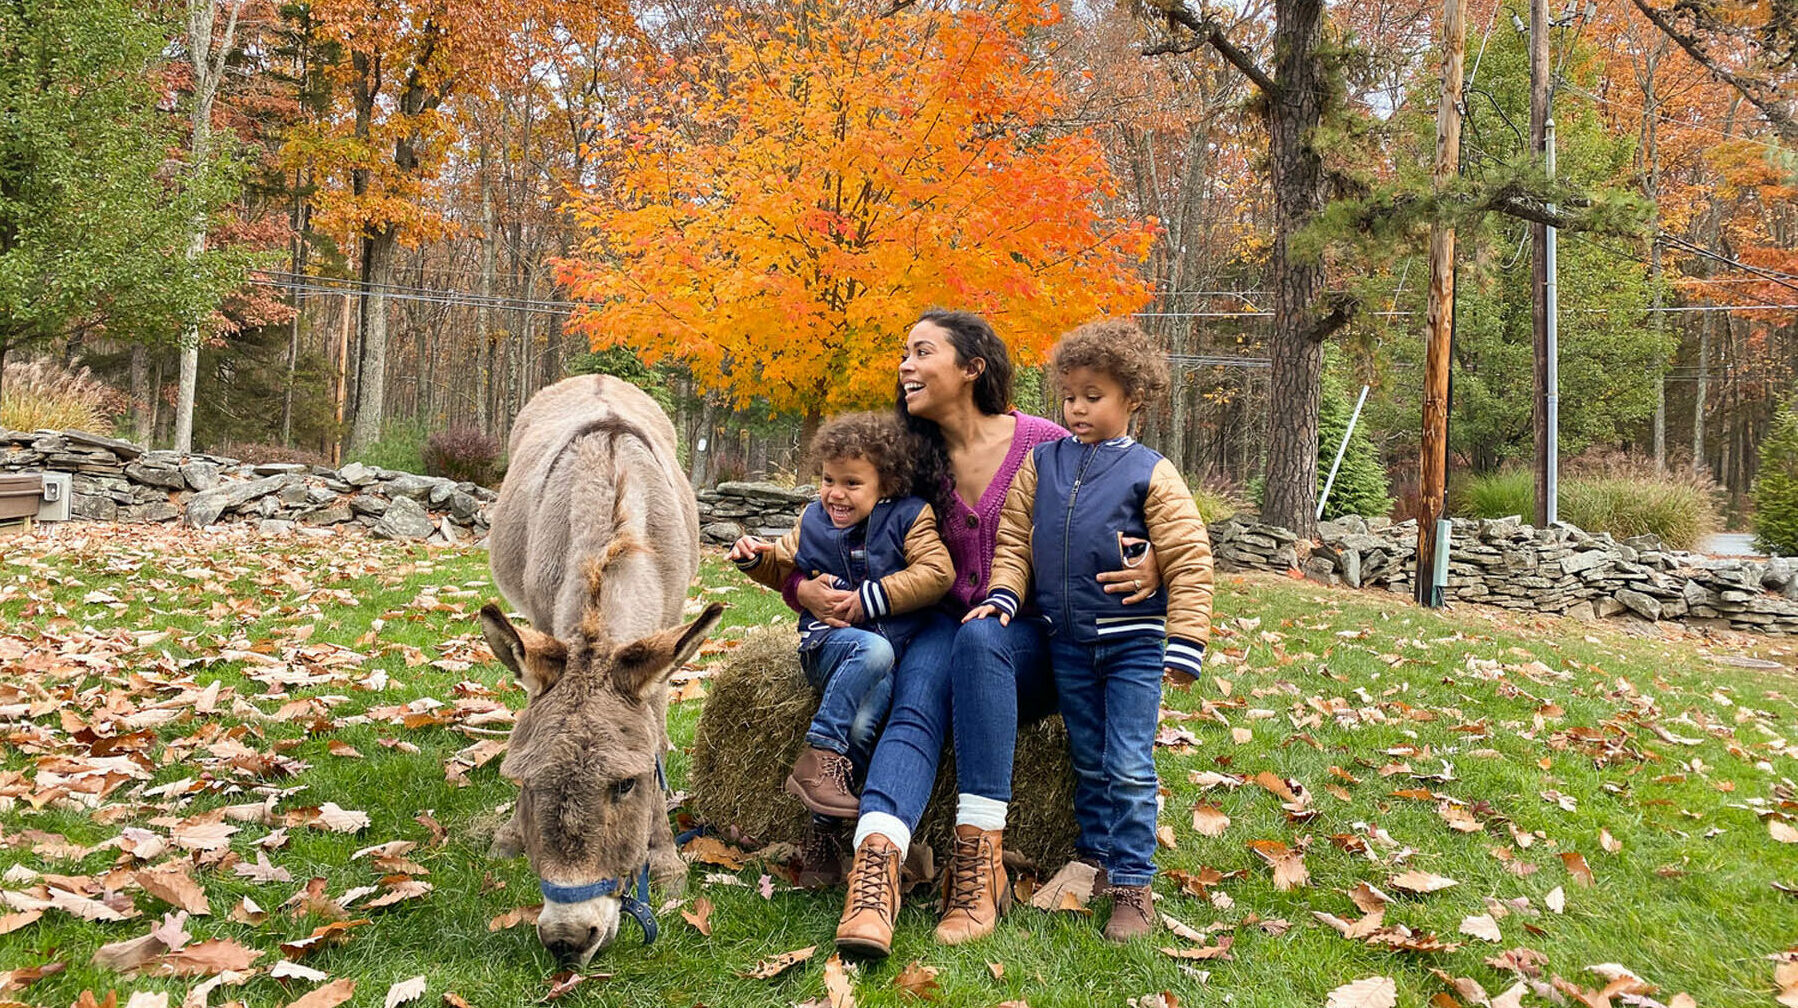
[1318,384,1371,521]
[1545,117,1559,526]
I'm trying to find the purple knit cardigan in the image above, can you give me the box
[781,411,1067,615]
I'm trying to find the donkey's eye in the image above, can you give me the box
[610,778,636,801]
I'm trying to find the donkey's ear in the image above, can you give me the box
[479,604,567,700]
[611,603,726,701]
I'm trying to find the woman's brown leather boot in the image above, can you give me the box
[835,834,901,958]
[933,825,1010,944]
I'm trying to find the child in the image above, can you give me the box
[965,319,1213,942]
[730,412,954,824]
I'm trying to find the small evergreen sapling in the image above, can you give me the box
[1752,408,1798,556]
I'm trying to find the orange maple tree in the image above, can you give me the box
[556,0,1156,428]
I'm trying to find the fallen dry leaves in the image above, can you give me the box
[1325,976,1396,1008]
[284,979,355,1008]
[740,945,817,979]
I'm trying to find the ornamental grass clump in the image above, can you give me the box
[0,359,124,434]
[1458,455,1722,550]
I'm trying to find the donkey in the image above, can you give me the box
[480,374,717,966]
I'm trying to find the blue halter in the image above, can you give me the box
[538,863,658,944]
[532,754,671,946]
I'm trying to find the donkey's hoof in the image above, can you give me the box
[652,852,689,898]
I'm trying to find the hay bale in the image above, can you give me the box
[689,625,1078,871]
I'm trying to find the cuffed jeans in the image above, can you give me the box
[858,611,1058,833]
[1049,634,1164,888]
[800,628,896,773]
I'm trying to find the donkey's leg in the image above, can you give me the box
[649,734,688,897]
[488,810,525,859]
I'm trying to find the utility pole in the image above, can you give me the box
[1416,0,1465,606]
[1545,117,1559,525]
[1530,0,1552,528]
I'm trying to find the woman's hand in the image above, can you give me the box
[794,573,854,628]
[961,603,1008,626]
[1097,537,1160,604]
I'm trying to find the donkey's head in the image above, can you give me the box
[480,592,724,967]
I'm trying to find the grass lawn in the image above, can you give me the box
[2,523,1796,1008]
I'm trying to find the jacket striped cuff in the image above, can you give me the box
[859,579,890,619]
[984,587,1021,618]
[731,553,763,570]
[1164,636,1206,677]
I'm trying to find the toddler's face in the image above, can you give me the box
[818,455,882,528]
[1059,366,1139,443]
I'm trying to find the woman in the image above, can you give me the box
[788,309,1162,957]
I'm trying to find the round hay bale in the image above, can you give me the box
[689,625,1078,871]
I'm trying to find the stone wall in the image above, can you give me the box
[12,433,1793,635]
[1,429,494,543]
[694,481,1798,635]
[696,481,813,544]
[1212,513,1798,635]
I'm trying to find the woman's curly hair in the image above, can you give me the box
[1049,319,1170,404]
[811,412,915,498]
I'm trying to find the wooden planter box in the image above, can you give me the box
[0,473,45,521]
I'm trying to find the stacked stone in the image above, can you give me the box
[0,430,494,543]
[1214,509,1798,635]
[695,481,812,544]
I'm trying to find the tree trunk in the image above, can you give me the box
[173,0,242,454]
[1643,41,1667,471]
[131,345,152,445]
[348,228,395,455]
[1259,0,1333,536]
[1693,309,1710,474]
[688,393,716,488]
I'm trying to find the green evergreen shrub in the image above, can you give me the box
[1752,408,1798,556]
[1315,376,1393,521]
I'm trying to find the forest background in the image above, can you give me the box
[1,0,1793,534]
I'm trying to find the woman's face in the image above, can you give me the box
[898,321,978,420]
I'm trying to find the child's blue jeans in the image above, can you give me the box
[1048,633,1165,888]
[800,628,896,772]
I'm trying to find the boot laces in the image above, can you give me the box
[943,833,990,912]
[821,752,855,793]
[1111,885,1152,919]
[848,844,897,914]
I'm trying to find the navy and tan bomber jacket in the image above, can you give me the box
[981,435,1214,678]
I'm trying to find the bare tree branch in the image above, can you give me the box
[1143,1,1278,97]
[1629,0,1798,144]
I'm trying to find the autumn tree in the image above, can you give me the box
[557,0,1156,452]
[0,0,241,403]
[288,0,627,455]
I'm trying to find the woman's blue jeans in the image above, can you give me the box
[1048,634,1165,887]
[858,611,1058,833]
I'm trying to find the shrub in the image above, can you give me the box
[1752,408,1798,556]
[423,425,502,487]
[1316,382,1393,520]
[1250,377,1393,521]
[1,359,126,434]
[1459,469,1533,520]
[1191,475,1245,523]
[1458,456,1722,550]
[346,418,429,474]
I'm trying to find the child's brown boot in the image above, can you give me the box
[1103,883,1155,942]
[785,746,860,818]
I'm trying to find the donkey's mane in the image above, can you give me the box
[576,532,644,646]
